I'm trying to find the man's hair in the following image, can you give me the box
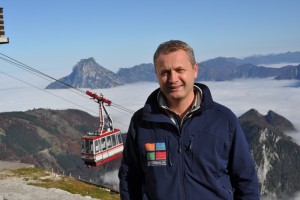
[153,40,196,65]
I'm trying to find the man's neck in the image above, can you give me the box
[168,93,195,118]
[158,86,202,119]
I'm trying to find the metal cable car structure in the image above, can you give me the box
[81,91,124,167]
[0,8,9,44]
[0,52,134,167]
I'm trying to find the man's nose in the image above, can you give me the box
[168,71,178,83]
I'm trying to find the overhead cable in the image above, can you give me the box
[0,52,136,115]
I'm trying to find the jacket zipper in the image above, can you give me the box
[167,134,172,175]
[178,124,186,200]
[179,116,193,200]
[172,113,193,200]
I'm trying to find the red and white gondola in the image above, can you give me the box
[81,91,124,167]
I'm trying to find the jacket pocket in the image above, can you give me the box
[218,175,233,200]
[187,130,220,173]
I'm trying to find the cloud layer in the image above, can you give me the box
[1,77,299,137]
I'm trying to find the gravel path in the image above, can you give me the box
[0,161,34,170]
[0,179,100,200]
[0,161,100,200]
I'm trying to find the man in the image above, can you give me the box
[119,40,260,200]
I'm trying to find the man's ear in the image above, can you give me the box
[193,63,198,79]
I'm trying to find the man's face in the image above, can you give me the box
[155,49,198,105]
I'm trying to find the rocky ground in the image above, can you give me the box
[0,179,99,200]
[0,161,100,200]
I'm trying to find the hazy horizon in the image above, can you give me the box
[0,76,299,142]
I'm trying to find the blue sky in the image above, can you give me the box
[1,0,300,74]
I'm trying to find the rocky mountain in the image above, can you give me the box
[0,108,122,188]
[1,108,300,198]
[46,57,123,89]
[239,109,300,199]
[117,63,156,83]
[45,52,300,89]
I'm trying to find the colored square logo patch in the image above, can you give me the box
[145,143,155,151]
[155,142,166,151]
[155,151,166,160]
[147,152,155,160]
[145,142,167,166]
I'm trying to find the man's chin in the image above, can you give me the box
[167,93,183,101]
[168,88,182,94]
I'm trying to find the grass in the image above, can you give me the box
[0,167,120,200]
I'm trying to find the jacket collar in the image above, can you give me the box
[142,83,214,122]
[157,85,202,114]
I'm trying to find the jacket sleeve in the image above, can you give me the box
[229,116,260,200]
[118,115,144,200]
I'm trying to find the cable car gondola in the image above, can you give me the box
[81,91,124,167]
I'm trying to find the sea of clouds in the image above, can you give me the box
[0,74,299,141]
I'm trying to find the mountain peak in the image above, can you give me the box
[46,58,123,89]
[239,108,264,120]
[73,57,102,71]
[239,109,296,133]
[79,57,96,62]
[70,57,95,69]
[265,110,295,132]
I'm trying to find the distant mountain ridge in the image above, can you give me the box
[46,51,300,89]
[228,51,300,65]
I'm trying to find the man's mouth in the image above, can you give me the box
[168,85,182,90]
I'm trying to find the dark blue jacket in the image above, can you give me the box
[119,83,260,200]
